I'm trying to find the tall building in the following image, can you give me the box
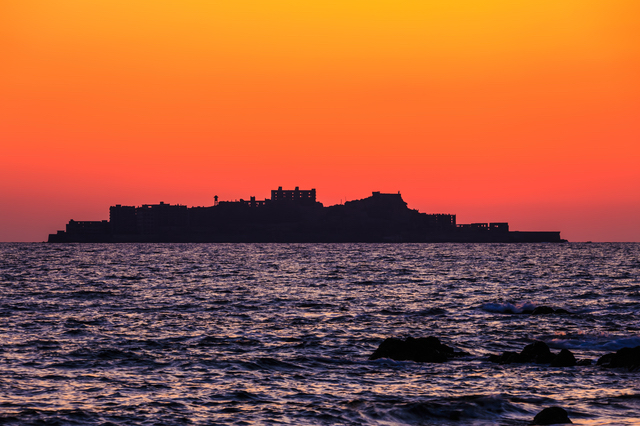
[271,186,316,205]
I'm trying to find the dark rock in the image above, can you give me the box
[488,351,518,364]
[532,406,572,424]
[550,349,577,367]
[576,359,592,366]
[524,306,571,315]
[597,353,615,366]
[596,346,640,371]
[369,336,468,363]
[489,351,521,364]
[489,351,508,363]
[521,341,555,364]
[531,306,555,315]
[489,341,557,365]
[489,343,586,367]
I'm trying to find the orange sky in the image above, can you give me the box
[1,1,639,242]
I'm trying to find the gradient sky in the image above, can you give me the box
[2,1,639,242]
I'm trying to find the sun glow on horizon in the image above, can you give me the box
[1,1,639,241]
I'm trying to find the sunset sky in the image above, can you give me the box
[1,1,639,242]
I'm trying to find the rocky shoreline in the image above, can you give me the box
[369,337,640,424]
[369,336,640,371]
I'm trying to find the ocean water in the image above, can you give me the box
[0,242,639,425]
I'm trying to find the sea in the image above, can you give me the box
[0,243,639,425]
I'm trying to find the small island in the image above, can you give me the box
[48,187,565,243]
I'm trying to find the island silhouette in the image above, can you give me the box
[48,187,565,243]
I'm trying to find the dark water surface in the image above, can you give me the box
[1,243,639,425]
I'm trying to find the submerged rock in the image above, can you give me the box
[532,406,572,424]
[531,306,555,315]
[369,336,468,363]
[488,350,521,364]
[489,342,576,366]
[551,349,577,367]
[596,346,640,371]
[527,306,570,315]
[521,341,555,363]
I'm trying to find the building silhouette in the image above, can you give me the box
[48,187,564,243]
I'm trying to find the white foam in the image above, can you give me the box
[546,335,640,352]
[603,337,640,351]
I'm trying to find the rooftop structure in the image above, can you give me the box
[271,186,316,204]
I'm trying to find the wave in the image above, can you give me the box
[480,302,538,314]
[356,394,532,424]
[237,357,304,372]
[545,335,640,352]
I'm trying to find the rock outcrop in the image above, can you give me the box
[489,341,576,366]
[520,306,570,315]
[596,346,640,371]
[369,336,468,363]
[532,406,572,424]
[550,349,577,367]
